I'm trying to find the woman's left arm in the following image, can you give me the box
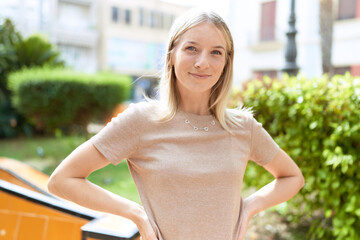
[237,149,305,240]
[246,148,304,215]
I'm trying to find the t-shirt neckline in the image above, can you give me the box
[177,109,215,122]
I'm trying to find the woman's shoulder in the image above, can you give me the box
[226,107,254,126]
[126,100,158,111]
[125,100,161,121]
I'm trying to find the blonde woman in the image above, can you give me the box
[48,9,304,240]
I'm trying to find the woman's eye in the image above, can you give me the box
[212,50,222,55]
[185,46,196,51]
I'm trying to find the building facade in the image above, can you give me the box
[0,0,99,73]
[49,0,99,72]
[228,0,360,85]
[0,0,188,76]
[98,0,188,76]
[0,0,46,37]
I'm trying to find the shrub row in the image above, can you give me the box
[8,67,132,135]
[230,74,360,239]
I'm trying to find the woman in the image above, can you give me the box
[48,9,304,240]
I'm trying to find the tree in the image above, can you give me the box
[15,34,64,68]
[0,19,22,99]
[0,18,64,138]
[319,0,334,75]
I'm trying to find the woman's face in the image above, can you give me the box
[171,22,227,97]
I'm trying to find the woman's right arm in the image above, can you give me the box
[47,140,158,240]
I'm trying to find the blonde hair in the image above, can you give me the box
[152,8,251,133]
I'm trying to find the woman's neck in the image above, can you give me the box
[178,95,211,115]
[176,81,212,115]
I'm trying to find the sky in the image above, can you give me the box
[162,0,230,21]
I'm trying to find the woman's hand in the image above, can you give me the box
[236,149,305,240]
[48,141,158,240]
[135,206,159,240]
[237,198,255,240]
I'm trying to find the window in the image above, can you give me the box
[334,66,351,75]
[139,8,144,26]
[150,10,156,28]
[159,12,164,29]
[125,9,131,25]
[137,9,170,29]
[334,65,360,76]
[170,15,175,28]
[351,65,360,76]
[59,2,90,29]
[338,0,358,20]
[260,1,276,42]
[111,6,118,22]
[163,14,173,29]
[58,44,83,68]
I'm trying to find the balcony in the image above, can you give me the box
[59,0,95,6]
[246,28,285,52]
[55,26,98,47]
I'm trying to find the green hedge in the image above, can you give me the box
[8,67,132,135]
[230,74,360,239]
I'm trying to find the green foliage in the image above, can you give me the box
[0,18,64,138]
[230,74,360,239]
[8,67,132,135]
[14,34,64,67]
[0,19,22,83]
[0,19,23,138]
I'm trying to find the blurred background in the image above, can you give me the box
[0,0,359,240]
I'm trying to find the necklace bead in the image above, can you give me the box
[184,116,216,132]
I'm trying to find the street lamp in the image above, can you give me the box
[282,0,299,76]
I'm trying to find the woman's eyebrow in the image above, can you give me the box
[214,46,226,51]
[185,41,225,50]
[185,40,199,45]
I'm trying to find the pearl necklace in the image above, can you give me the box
[184,117,216,131]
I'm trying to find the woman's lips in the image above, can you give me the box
[189,73,211,79]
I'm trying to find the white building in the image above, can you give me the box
[0,0,46,37]
[98,0,189,76]
[228,0,360,85]
[49,0,99,72]
[0,0,99,73]
[0,0,188,76]
[96,0,189,100]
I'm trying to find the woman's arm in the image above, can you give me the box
[47,140,158,240]
[245,149,305,215]
[237,149,305,240]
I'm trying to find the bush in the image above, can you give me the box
[8,67,132,135]
[230,74,360,239]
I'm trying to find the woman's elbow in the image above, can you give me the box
[47,173,62,196]
[298,172,305,190]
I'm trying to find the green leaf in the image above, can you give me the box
[355,209,360,217]
[325,209,332,218]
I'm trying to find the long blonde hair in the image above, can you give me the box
[153,8,251,133]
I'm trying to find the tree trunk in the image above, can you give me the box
[319,0,334,75]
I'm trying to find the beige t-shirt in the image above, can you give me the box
[91,101,280,240]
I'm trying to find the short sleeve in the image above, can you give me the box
[249,117,280,166]
[90,103,141,165]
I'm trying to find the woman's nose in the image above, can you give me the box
[194,52,210,69]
